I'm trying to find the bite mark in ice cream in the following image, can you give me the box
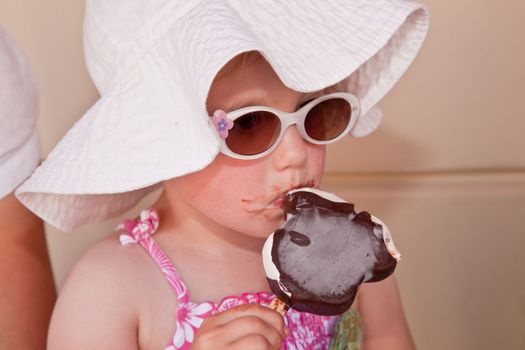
[263,188,400,316]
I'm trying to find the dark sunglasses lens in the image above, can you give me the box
[304,98,352,141]
[226,111,280,156]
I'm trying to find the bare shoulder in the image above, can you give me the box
[47,233,151,350]
[59,232,153,297]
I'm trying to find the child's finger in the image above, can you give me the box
[230,334,275,350]
[202,304,285,336]
[222,315,283,348]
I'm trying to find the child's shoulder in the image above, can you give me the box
[64,230,177,308]
[57,232,156,312]
[71,232,151,286]
[49,232,180,349]
[48,233,148,348]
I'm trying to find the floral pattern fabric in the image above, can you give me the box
[328,309,363,350]
[119,209,362,350]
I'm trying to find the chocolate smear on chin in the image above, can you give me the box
[267,190,397,316]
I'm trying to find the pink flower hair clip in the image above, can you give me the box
[211,109,233,139]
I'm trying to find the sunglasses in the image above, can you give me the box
[210,92,360,160]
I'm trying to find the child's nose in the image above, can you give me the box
[272,125,308,171]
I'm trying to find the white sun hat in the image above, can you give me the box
[16,0,429,231]
[0,27,40,200]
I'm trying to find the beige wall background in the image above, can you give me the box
[1,1,524,349]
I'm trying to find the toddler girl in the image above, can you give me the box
[17,1,429,349]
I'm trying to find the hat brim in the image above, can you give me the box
[17,56,221,229]
[0,129,39,199]
[17,0,429,231]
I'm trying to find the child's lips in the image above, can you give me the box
[268,182,315,209]
[243,197,284,212]
[242,180,316,213]
[272,196,285,209]
[244,197,284,212]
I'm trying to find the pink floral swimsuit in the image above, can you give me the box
[117,208,354,350]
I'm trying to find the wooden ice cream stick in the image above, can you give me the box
[269,297,290,316]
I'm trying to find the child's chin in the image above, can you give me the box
[237,223,282,241]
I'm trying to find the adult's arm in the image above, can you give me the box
[0,193,56,349]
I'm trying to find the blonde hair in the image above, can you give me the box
[215,50,346,97]
[215,51,263,81]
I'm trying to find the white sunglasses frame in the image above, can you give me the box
[217,92,361,160]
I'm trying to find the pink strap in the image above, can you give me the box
[118,209,190,303]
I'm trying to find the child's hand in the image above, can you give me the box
[192,304,286,349]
